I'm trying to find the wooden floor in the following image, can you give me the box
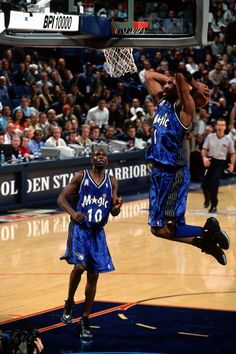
[1,184,236,323]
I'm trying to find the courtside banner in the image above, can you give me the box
[0,151,151,211]
[8,11,79,32]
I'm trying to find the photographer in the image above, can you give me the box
[0,329,44,354]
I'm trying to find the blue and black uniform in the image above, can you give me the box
[146,98,190,228]
[61,170,115,272]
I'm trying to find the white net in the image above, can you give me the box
[103,23,148,78]
[103,47,137,78]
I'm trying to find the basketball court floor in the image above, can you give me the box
[0,184,236,353]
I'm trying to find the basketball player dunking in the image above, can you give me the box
[58,148,122,340]
[145,69,230,266]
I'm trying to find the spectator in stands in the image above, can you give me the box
[90,125,102,143]
[47,108,57,125]
[0,76,9,103]
[11,109,27,133]
[11,134,21,160]
[209,34,225,57]
[139,60,152,86]
[101,125,116,144]
[130,98,145,116]
[185,55,199,77]
[28,112,39,134]
[108,100,124,130]
[18,135,31,159]
[22,126,34,140]
[77,124,92,148]
[36,112,51,140]
[4,123,15,144]
[145,100,156,123]
[13,96,34,118]
[0,133,4,144]
[38,82,54,110]
[118,125,137,149]
[46,126,67,147]
[61,120,73,143]
[67,130,79,145]
[56,104,77,128]
[138,119,152,143]
[28,129,47,158]
[208,62,227,86]
[0,105,11,133]
[36,71,53,92]
[85,98,109,130]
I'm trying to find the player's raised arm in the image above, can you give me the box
[175,72,195,127]
[144,71,170,106]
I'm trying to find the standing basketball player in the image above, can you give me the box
[58,148,122,340]
[144,69,230,265]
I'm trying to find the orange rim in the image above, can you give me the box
[133,21,149,29]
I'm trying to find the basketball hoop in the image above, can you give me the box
[103,21,149,78]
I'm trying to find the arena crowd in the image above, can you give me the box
[0,0,235,180]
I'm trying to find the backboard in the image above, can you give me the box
[0,0,209,49]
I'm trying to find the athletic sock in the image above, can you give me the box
[175,224,203,238]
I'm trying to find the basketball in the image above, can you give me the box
[191,82,210,108]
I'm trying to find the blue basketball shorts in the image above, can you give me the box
[149,165,190,228]
[60,220,115,273]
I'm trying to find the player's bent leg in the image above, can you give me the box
[192,237,227,266]
[203,217,230,250]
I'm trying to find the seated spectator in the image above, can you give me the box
[101,125,116,144]
[4,123,16,144]
[118,124,137,149]
[130,98,145,116]
[28,112,39,134]
[77,124,92,148]
[36,70,53,92]
[22,126,34,141]
[13,96,34,118]
[38,82,54,110]
[0,76,9,102]
[36,112,51,140]
[61,120,73,142]
[0,133,5,144]
[138,119,152,142]
[108,100,124,130]
[89,125,102,143]
[28,129,48,157]
[18,135,31,159]
[11,134,21,160]
[56,104,77,128]
[46,126,67,147]
[0,105,11,133]
[10,109,28,133]
[66,130,79,145]
[47,108,58,125]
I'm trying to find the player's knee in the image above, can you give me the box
[74,263,86,273]
[151,226,174,239]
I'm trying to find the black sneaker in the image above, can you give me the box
[61,300,75,324]
[204,201,210,208]
[209,207,217,213]
[200,238,227,266]
[203,217,230,250]
[77,316,93,341]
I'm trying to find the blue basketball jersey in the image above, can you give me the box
[146,99,188,167]
[76,170,112,228]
